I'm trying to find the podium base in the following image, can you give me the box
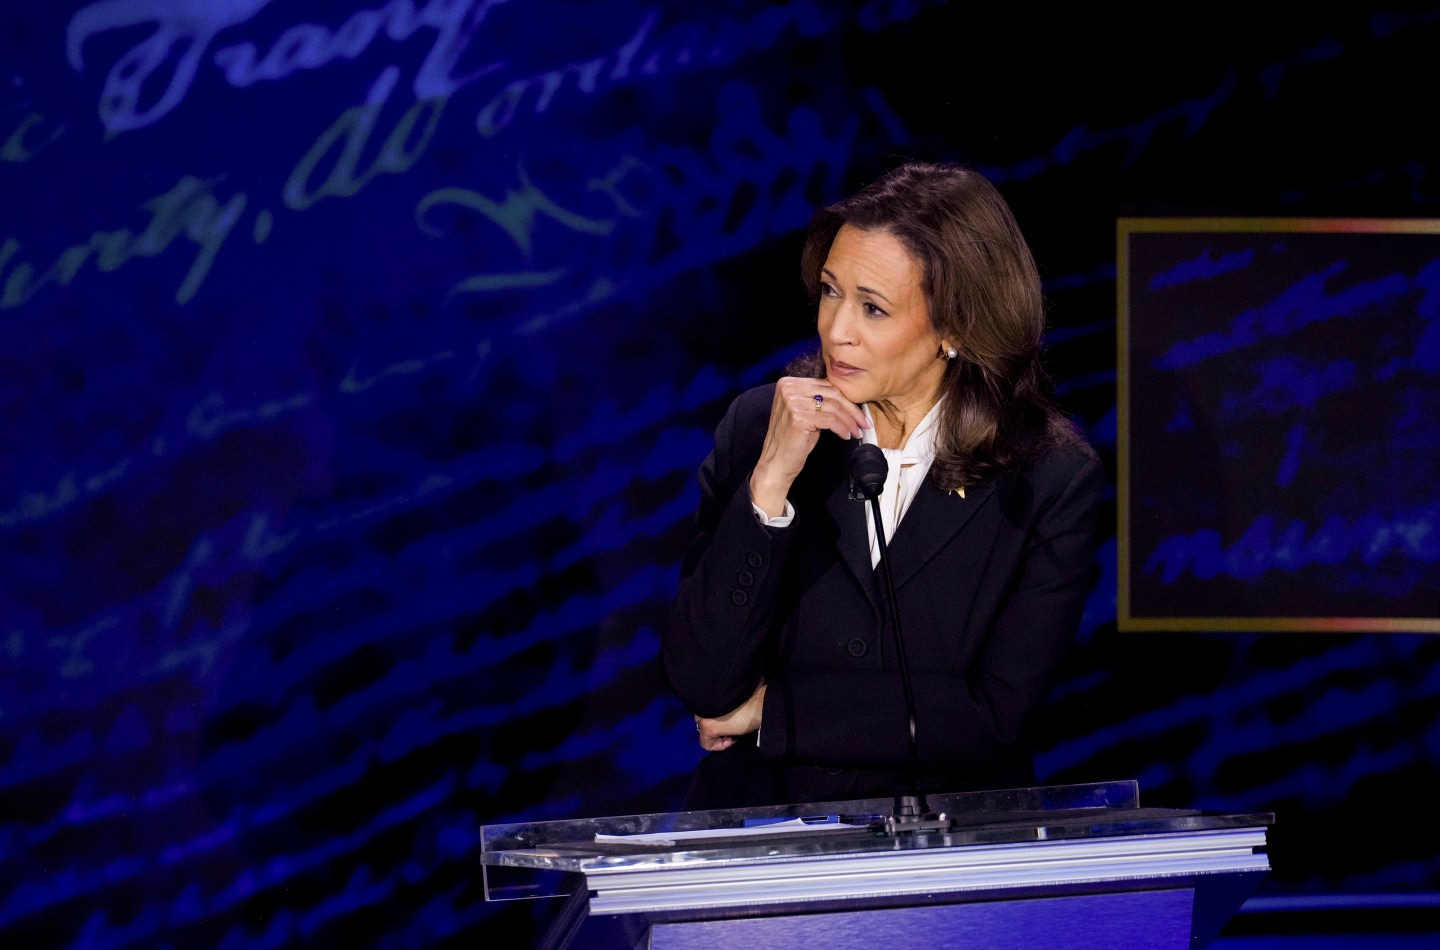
[649,887,1195,950]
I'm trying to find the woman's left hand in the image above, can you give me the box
[695,683,766,752]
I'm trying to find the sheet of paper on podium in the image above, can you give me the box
[595,814,873,844]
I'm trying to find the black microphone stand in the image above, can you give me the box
[867,495,951,835]
[851,444,952,835]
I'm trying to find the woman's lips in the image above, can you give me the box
[828,358,863,378]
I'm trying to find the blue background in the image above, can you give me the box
[3,2,1439,946]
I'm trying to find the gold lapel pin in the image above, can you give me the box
[950,486,966,499]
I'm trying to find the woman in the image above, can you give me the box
[663,162,1104,809]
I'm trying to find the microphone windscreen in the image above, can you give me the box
[851,443,887,498]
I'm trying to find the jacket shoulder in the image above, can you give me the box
[728,384,775,428]
[1030,437,1101,484]
[713,384,776,457]
[1019,437,1105,515]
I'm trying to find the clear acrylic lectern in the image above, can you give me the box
[481,780,1271,949]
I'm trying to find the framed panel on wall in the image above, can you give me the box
[1118,218,1440,632]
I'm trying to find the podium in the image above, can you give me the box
[481,781,1271,948]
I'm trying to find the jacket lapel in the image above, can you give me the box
[880,477,1000,593]
[815,439,1003,609]
[820,442,881,611]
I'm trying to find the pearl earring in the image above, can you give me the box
[945,346,958,360]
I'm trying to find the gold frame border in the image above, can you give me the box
[1116,217,1440,633]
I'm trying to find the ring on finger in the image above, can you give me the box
[814,394,824,411]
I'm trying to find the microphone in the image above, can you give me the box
[848,444,948,835]
[850,443,887,499]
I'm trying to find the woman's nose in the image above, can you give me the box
[824,301,858,344]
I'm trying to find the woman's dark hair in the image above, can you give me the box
[792,161,1080,489]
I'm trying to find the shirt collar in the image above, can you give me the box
[860,397,945,465]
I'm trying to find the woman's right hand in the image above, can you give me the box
[749,377,869,517]
[694,683,766,752]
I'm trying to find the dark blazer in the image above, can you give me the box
[664,384,1105,809]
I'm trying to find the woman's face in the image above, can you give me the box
[817,224,947,414]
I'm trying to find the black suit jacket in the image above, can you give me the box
[664,384,1105,808]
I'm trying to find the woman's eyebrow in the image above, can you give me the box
[821,267,893,304]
